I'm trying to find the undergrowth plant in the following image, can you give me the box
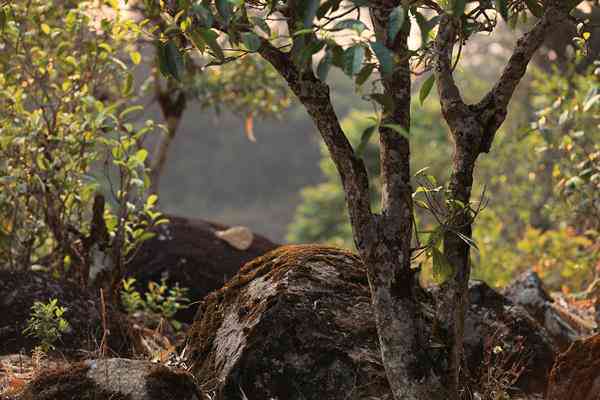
[23,298,70,353]
[121,277,190,331]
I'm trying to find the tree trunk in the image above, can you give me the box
[149,87,186,195]
[433,5,572,396]
[257,36,444,398]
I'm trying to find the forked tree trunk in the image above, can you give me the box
[257,22,444,399]
[434,4,572,396]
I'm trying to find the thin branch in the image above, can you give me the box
[475,4,571,153]
[255,39,375,249]
[433,14,469,129]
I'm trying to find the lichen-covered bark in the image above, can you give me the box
[433,3,572,396]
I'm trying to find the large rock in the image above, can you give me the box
[126,216,278,322]
[504,271,595,349]
[0,270,138,357]
[546,334,600,400]
[0,270,101,355]
[182,245,557,399]
[18,358,201,400]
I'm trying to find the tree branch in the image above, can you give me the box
[257,41,375,252]
[433,14,469,131]
[476,4,571,153]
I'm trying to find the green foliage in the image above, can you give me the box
[472,36,599,291]
[23,298,70,352]
[121,277,190,330]
[0,1,164,274]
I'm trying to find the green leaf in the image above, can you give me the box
[388,6,406,43]
[0,8,7,31]
[294,39,325,69]
[241,32,262,52]
[191,4,214,27]
[300,0,320,28]
[524,0,543,17]
[370,93,395,114]
[343,44,364,76]
[356,64,376,86]
[414,12,434,45]
[419,74,435,105]
[122,73,134,96]
[370,41,394,77]
[158,40,185,81]
[432,247,454,283]
[135,149,148,164]
[494,0,509,21]
[381,123,410,138]
[119,105,143,119]
[216,0,234,25]
[332,19,368,33]
[250,16,271,36]
[356,124,377,156]
[198,28,224,61]
[188,30,206,53]
[452,0,467,16]
[317,51,332,81]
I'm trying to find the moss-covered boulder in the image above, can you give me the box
[182,245,557,399]
[19,358,201,400]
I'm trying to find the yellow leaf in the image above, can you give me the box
[130,51,142,65]
[41,23,50,34]
[583,32,591,40]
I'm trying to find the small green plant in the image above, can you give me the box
[121,277,189,330]
[23,298,70,352]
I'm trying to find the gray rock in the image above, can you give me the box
[19,358,201,400]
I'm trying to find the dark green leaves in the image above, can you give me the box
[524,0,543,18]
[198,28,224,61]
[343,44,364,76]
[158,40,184,81]
[370,41,394,77]
[299,0,320,28]
[191,4,213,27]
[216,0,234,25]
[241,32,262,52]
[387,6,406,43]
[355,64,375,86]
[419,74,435,105]
[451,0,467,16]
[356,124,377,156]
[332,19,368,34]
[494,0,509,21]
